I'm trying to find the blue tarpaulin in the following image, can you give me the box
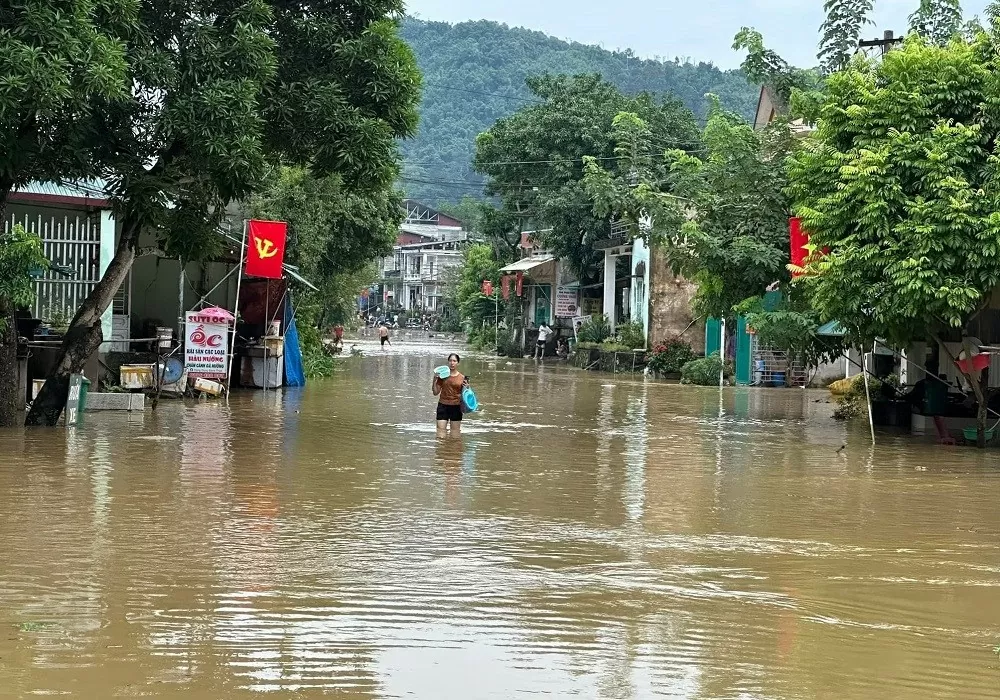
[283,297,306,387]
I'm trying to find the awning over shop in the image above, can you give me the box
[500,255,555,273]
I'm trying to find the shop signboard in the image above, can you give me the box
[555,285,580,318]
[184,310,229,378]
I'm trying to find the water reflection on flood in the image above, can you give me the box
[1,347,1000,698]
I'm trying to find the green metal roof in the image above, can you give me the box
[816,320,845,337]
[15,180,109,201]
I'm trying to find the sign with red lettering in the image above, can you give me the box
[185,311,229,378]
[246,220,287,279]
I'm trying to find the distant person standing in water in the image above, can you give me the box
[379,323,391,350]
[433,353,467,437]
[535,322,553,361]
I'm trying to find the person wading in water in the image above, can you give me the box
[432,353,467,437]
[379,323,391,351]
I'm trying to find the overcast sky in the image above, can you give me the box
[405,0,990,69]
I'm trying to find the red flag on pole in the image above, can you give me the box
[501,275,511,300]
[789,217,808,277]
[246,220,287,279]
[482,280,494,297]
[515,271,524,297]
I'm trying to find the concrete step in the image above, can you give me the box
[85,393,145,412]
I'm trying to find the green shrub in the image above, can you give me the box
[577,315,611,344]
[496,326,521,356]
[646,338,696,375]
[302,346,336,378]
[615,321,646,349]
[680,353,725,386]
[599,341,632,353]
[467,324,503,351]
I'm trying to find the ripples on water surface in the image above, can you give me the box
[1,344,1000,698]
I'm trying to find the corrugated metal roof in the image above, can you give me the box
[14,180,109,201]
[500,255,556,273]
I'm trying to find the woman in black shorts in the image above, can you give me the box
[432,353,466,437]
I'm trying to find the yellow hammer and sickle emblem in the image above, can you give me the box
[253,235,278,259]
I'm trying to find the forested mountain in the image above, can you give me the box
[399,17,759,206]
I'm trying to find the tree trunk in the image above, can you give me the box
[976,392,988,448]
[961,340,988,449]
[25,220,140,426]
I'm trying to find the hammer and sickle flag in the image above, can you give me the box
[246,220,287,279]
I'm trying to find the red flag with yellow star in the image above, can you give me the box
[246,220,287,279]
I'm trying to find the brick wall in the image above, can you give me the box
[647,245,704,354]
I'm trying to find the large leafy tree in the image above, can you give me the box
[661,101,796,321]
[0,0,134,203]
[453,243,503,331]
[0,0,134,425]
[789,33,1000,444]
[28,0,420,425]
[475,73,699,279]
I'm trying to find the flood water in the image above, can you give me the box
[2,343,1000,698]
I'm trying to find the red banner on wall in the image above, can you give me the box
[481,280,494,297]
[246,220,287,279]
[501,275,511,300]
[515,271,524,297]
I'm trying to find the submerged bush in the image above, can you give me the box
[680,354,725,386]
[646,338,696,375]
[614,321,646,349]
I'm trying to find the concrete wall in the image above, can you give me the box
[130,253,237,339]
[647,244,703,353]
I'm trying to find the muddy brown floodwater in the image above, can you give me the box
[1,345,1000,698]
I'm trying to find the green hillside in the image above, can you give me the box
[399,17,759,206]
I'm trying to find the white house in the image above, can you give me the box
[378,200,468,313]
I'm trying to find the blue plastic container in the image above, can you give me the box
[462,386,479,412]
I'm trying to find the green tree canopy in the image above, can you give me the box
[454,243,503,330]
[0,0,134,199]
[665,101,797,320]
[475,74,700,279]
[789,33,1000,440]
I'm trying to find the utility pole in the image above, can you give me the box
[858,30,903,56]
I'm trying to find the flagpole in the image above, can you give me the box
[226,219,248,402]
